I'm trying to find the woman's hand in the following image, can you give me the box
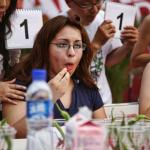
[121,26,139,50]
[48,68,70,102]
[0,79,26,105]
[93,20,116,45]
[92,20,116,56]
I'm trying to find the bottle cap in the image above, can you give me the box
[32,69,46,81]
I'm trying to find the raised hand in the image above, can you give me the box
[0,79,26,105]
[121,26,139,50]
[48,68,70,102]
[92,20,116,48]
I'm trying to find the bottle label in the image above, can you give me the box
[27,99,53,119]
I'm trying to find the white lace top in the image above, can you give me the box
[0,49,21,79]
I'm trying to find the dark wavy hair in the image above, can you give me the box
[12,16,97,89]
[0,0,17,76]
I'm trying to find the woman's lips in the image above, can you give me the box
[66,64,74,72]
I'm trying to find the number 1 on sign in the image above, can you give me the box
[20,19,29,39]
[117,13,124,30]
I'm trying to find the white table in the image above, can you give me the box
[13,139,26,150]
[11,102,139,150]
[104,102,139,117]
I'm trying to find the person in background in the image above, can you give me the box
[139,62,150,117]
[126,15,150,102]
[3,16,107,138]
[0,0,26,105]
[62,0,139,104]
[133,15,150,116]
[131,14,150,68]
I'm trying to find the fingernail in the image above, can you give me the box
[20,96,24,99]
[64,68,67,71]
[22,86,27,90]
[12,101,17,105]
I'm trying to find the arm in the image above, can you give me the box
[131,53,150,67]
[106,26,139,67]
[139,62,150,117]
[130,37,150,68]
[13,117,27,138]
[93,106,107,119]
[106,44,130,67]
[131,15,150,67]
[2,100,26,138]
[92,89,107,119]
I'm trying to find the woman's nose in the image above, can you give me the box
[67,46,76,57]
[0,0,7,9]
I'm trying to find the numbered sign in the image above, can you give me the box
[5,9,43,49]
[105,2,136,39]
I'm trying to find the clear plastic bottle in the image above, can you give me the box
[26,69,54,150]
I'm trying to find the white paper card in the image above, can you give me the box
[105,2,136,38]
[5,9,43,49]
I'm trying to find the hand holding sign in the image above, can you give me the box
[5,9,43,49]
[105,2,136,39]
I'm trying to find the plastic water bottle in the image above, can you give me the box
[26,69,54,150]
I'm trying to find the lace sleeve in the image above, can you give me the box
[8,49,21,67]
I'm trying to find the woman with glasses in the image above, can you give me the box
[3,16,106,138]
[0,0,26,105]
[63,0,139,104]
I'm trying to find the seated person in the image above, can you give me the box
[0,0,26,105]
[64,0,139,104]
[131,15,150,67]
[128,15,150,101]
[139,62,150,117]
[2,16,107,138]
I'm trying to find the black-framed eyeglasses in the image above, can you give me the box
[72,0,103,10]
[50,42,86,51]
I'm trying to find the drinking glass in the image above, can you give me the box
[0,126,16,150]
[119,125,147,150]
[53,119,66,150]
